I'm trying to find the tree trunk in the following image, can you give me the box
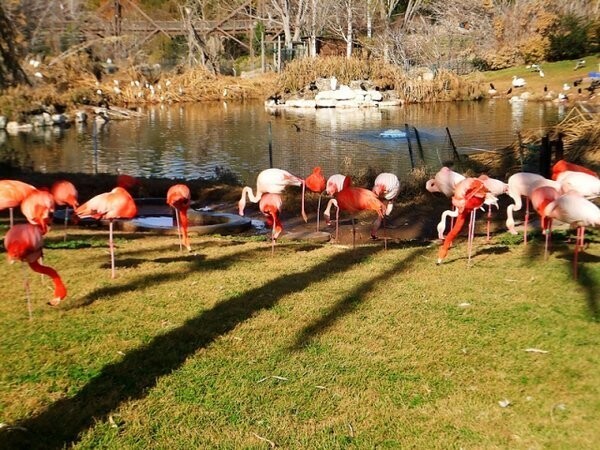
[0,4,30,88]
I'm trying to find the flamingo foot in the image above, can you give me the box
[436,258,443,265]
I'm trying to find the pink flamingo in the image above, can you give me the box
[437,178,490,265]
[551,159,597,181]
[543,192,600,279]
[324,177,385,247]
[556,171,600,198]
[323,174,347,226]
[305,167,327,231]
[530,185,560,259]
[505,172,560,244]
[371,172,400,240]
[166,184,192,252]
[259,193,283,254]
[0,180,36,227]
[426,167,465,239]
[477,174,508,241]
[238,168,307,222]
[51,180,79,236]
[20,189,55,235]
[75,187,137,279]
[4,223,67,316]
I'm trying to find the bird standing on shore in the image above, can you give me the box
[371,172,400,240]
[305,166,327,231]
[75,187,137,279]
[0,180,37,228]
[166,184,192,252]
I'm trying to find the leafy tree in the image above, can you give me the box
[547,14,591,61]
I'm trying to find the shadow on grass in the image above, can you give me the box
[523,230,600,321]
[0,244,393,449]
[290,246,430,350]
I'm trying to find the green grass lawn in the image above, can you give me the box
[0,223,599,449]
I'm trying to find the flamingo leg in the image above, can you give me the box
[301,181,307,222]
[524,198,530,246]
[573,226,585,280]
[383,215,387,251]
[271,214,277,256]
[174,207,182,251]
[9,207,14,228]
[22,263,32,320]
[467,209,476,265]
[544,221,551,261]
[109,220,116,279]
[335,205,340,242]
[316,194,322,232]
[486,204,491,242]
[351,217,356,250]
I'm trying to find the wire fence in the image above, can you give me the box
[267,121,549,182]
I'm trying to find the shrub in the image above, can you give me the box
[547,14,591,61]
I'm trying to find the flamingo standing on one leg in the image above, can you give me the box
[20,189,55,235]
[305,166,326,231]
[371,172,400,241]
[426,167,465,239]
[505,172,560,244]
[4,223,67,316]
[75,187,137,279]
[259,193,283,255]
[324,177,385,248]
[51,180,79,238]
[551,159,598,181]
[543,192,600,279]
[437,178,490,265]
[238,168,307,222]
[531,185,560,259]
[0,180,37,227]
[477,174,508,241]
[166,184,192,252]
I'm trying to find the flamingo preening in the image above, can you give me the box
[259,193,283,254]
[305,167,327,231]
[505,172,560,244]
[166,184,192,252]
[323,177,385,248]
[371,172,400,240]
[437,178,491,265]
[51,180,79,238]
[20,189,55,235]
[556,170,600,198]
[0,180,37,227]
[238,168,307,222]
[477,174,508,241]
[543,192,600,279]
[530,185,560,259]
[4,223,67,317]
[426,167,466,240]
[75,187,137,279]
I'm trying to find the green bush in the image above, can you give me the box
[547,14,591,61]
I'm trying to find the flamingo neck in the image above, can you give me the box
[28,260,67,300]
[238,186,262,215]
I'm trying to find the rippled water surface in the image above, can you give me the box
[0,99,566,184]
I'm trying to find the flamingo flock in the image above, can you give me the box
[1,159,599,312]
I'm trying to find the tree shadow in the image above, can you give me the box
[0,246,384,449]
[290,246,429,350]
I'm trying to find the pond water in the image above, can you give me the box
[0,99,568,184]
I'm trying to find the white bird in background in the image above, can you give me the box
[512,76,526,88]
[539,69,545,77]
[563,83,571,91]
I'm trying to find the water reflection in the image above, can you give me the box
[0,100,562,184]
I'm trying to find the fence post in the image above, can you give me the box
[412,126,425,163]
[445,127,460,161]
[540,134,551,178]
[554,133,564,162]
[404,123,415,169]
[268,122,273,168]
